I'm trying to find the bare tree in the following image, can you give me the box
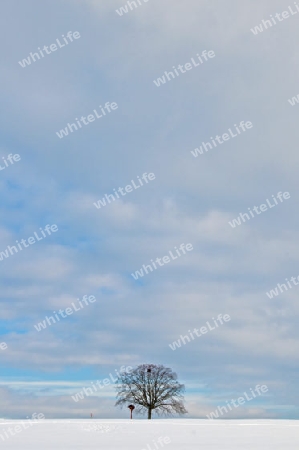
[115,364,187,419]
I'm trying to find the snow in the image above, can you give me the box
[0,419,298,449]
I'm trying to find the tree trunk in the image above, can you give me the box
[147,408,152,419]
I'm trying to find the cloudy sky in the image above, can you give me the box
[0,0,299,419]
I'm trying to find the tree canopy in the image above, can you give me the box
[115,363,187,419]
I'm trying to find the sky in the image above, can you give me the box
[0,0,299,420]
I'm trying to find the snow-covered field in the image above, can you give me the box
[0,419,298,449]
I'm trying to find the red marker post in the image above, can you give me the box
[128,404,135,419]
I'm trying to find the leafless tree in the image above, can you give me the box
[115,364,187,419]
